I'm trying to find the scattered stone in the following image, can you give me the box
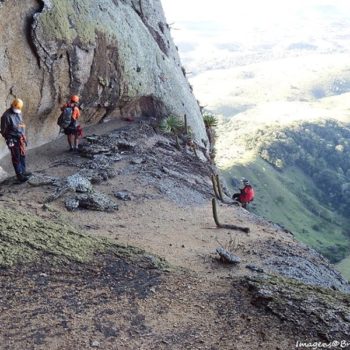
[45,187,71,203]
[66,174,92,193]
[65,198,80,211]
[216,247,241,264]
[85,135,99,143]
[28,174,57,187]
[130,158,145,165]
[155,140,173,151]
[117,140,136,151]
[91,340,100,348]
[79,143,112,158]
[82,155,122,176]
[78,169,106,184]
[76,192,118,212]
[114,191,132,201]
[246,264,264,273]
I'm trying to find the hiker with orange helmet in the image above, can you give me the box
[1,98,31,182]
[61,95,83,152]
[232,178,255,208]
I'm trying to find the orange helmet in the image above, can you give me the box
[70,95,80,103]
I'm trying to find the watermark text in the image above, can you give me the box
[296,340,350,349]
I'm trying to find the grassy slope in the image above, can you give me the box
[223,158,350,265]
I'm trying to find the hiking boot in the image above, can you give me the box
[17,174,29,183]
[23,171,32,177]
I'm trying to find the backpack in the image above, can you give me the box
[57,106,73,129]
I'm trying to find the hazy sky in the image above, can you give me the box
[161,0,350,74]
[162,0,350,23]
[161,0,350,42]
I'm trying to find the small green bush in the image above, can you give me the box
[203,112,218,128]
[160,115,185,135]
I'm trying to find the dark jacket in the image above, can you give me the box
[0,108,26,140]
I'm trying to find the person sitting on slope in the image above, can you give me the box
[232,178,255,208]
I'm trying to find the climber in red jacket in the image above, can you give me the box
[232,178,255,208]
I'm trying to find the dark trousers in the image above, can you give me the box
[9,141,26,175]
[232,193,248,208]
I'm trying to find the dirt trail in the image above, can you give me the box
[0,118,289,278]
[1,118,129,175]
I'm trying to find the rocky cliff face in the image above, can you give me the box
[0,0,207,160]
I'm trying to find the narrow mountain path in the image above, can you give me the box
[1,118,129,175]
[0,117,345,289]
[0,117,279,279]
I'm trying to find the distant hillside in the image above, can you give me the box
[187,51,350,279]
[217,116,350,276]
[248,119,350,216]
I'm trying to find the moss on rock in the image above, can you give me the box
[37,0,119,45]
[0,208,106,267]
[0,207,169,270]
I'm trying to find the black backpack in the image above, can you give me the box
[57,106,73,129]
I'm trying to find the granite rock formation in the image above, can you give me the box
[0,0,207,162]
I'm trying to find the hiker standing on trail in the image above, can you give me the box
[1,98,31,182]
[232,178,255,208]
[60,95,83,152]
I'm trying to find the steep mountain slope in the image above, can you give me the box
[1,120,350,349]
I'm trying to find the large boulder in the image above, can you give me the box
[0,0,207,165]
